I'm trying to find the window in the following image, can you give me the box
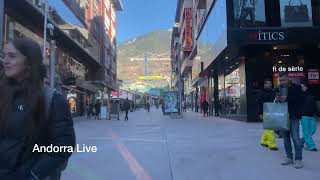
[224,68,241,115]
[234,0,266,27]
[279,0,313,27]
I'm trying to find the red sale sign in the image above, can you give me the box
[308,68,320,85]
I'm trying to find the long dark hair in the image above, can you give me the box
[0,38,47,136]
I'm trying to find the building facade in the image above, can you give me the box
[172,0,320,121]
[0,0,123,116]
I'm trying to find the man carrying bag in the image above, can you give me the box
[258,79,279,150]
[264,72,304,169]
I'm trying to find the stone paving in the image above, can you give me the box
[62,108,320,180]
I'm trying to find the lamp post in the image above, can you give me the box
[42,0,48,61]
[0,0,4,50]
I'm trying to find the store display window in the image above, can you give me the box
[280,0,313,27]
[233,0,266,27]
[225,67,241,115]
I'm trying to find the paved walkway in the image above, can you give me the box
[62,108,320,180]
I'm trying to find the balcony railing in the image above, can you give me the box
[195,0,206,9]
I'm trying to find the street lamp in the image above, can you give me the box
[41,0,49,61]
[46,23,56,88]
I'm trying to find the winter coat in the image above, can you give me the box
[0,86,76,179]
[202,101,209,111]
[276,83,304,119]
[301,91,318,117]
[256,88,275,115]
[123,100,131,111]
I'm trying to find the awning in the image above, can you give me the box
[62,85,86,95]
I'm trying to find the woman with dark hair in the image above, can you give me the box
[0,38,75,179]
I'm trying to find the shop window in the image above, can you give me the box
[279,0,313,27]
[218,75,226,115]
[234,0,266,27]
[225,67,241,115]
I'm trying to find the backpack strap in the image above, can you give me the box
[44,86,56,121]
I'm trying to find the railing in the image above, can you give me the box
[195,0,206,9]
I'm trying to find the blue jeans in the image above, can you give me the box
[282,118,302,161]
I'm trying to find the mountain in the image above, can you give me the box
[117,30,172,87]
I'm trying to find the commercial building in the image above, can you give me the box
[172,0,320,121]
[0,0,123,116]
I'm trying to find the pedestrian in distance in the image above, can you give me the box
[257,79,278,151]
[300,82,318,151]
[161,101,165,115]
[202,100,209,117]
[86,101,91,119]
[146,102,151,112]
[94,100,101,120]
[276,72,304,169]
[182,101,187,112]
[0,38,76,179]
[123,98,131,120]
[89,102,94,119]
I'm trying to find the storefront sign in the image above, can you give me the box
[248,29,287,43]
[307,68,320,85]
[184,8,192,52]
[272,66,305,78]
[111,90,122,97]
[67,93,77,113]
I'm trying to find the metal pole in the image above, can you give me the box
[144,52,147,76]
[117,81,120,120]
[0,0,4,50]
[50,40,56,88]
[178,56,182,115]
[42,0,48,62]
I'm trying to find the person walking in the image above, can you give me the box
[277,72,304,169]
[146,102,151,112]
[300,82,318,151]
[202,100,209,117]
[257,79,278,151]
[123,98,131,121]
[89,102,94,119]
[0,38,76,179]
[161,100,165,115]
[94,100,101,120]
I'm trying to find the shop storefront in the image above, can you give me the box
[192,0,320,121]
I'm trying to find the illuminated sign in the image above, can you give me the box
[308,68,320,85]
[184,8,192,52]
[248,29,287,43]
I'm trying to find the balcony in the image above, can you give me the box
[195,0,206,9]
[111,0,123,11]
[181,57,193,75]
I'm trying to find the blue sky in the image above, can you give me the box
[49,0,177,43]
[117,0,177,43]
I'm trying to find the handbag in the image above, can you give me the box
[284,0,309,23]
[263,102,290,131]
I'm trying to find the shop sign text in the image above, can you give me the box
[272,66,305,78]
[308,68,320,85]
[184,8,192,52]
[248,30,287,43]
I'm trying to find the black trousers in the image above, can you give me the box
[125,110,129,120]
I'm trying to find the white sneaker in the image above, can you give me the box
[281,158,294,165]
[294,160,303,169]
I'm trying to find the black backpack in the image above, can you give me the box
[43,87,68,180]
